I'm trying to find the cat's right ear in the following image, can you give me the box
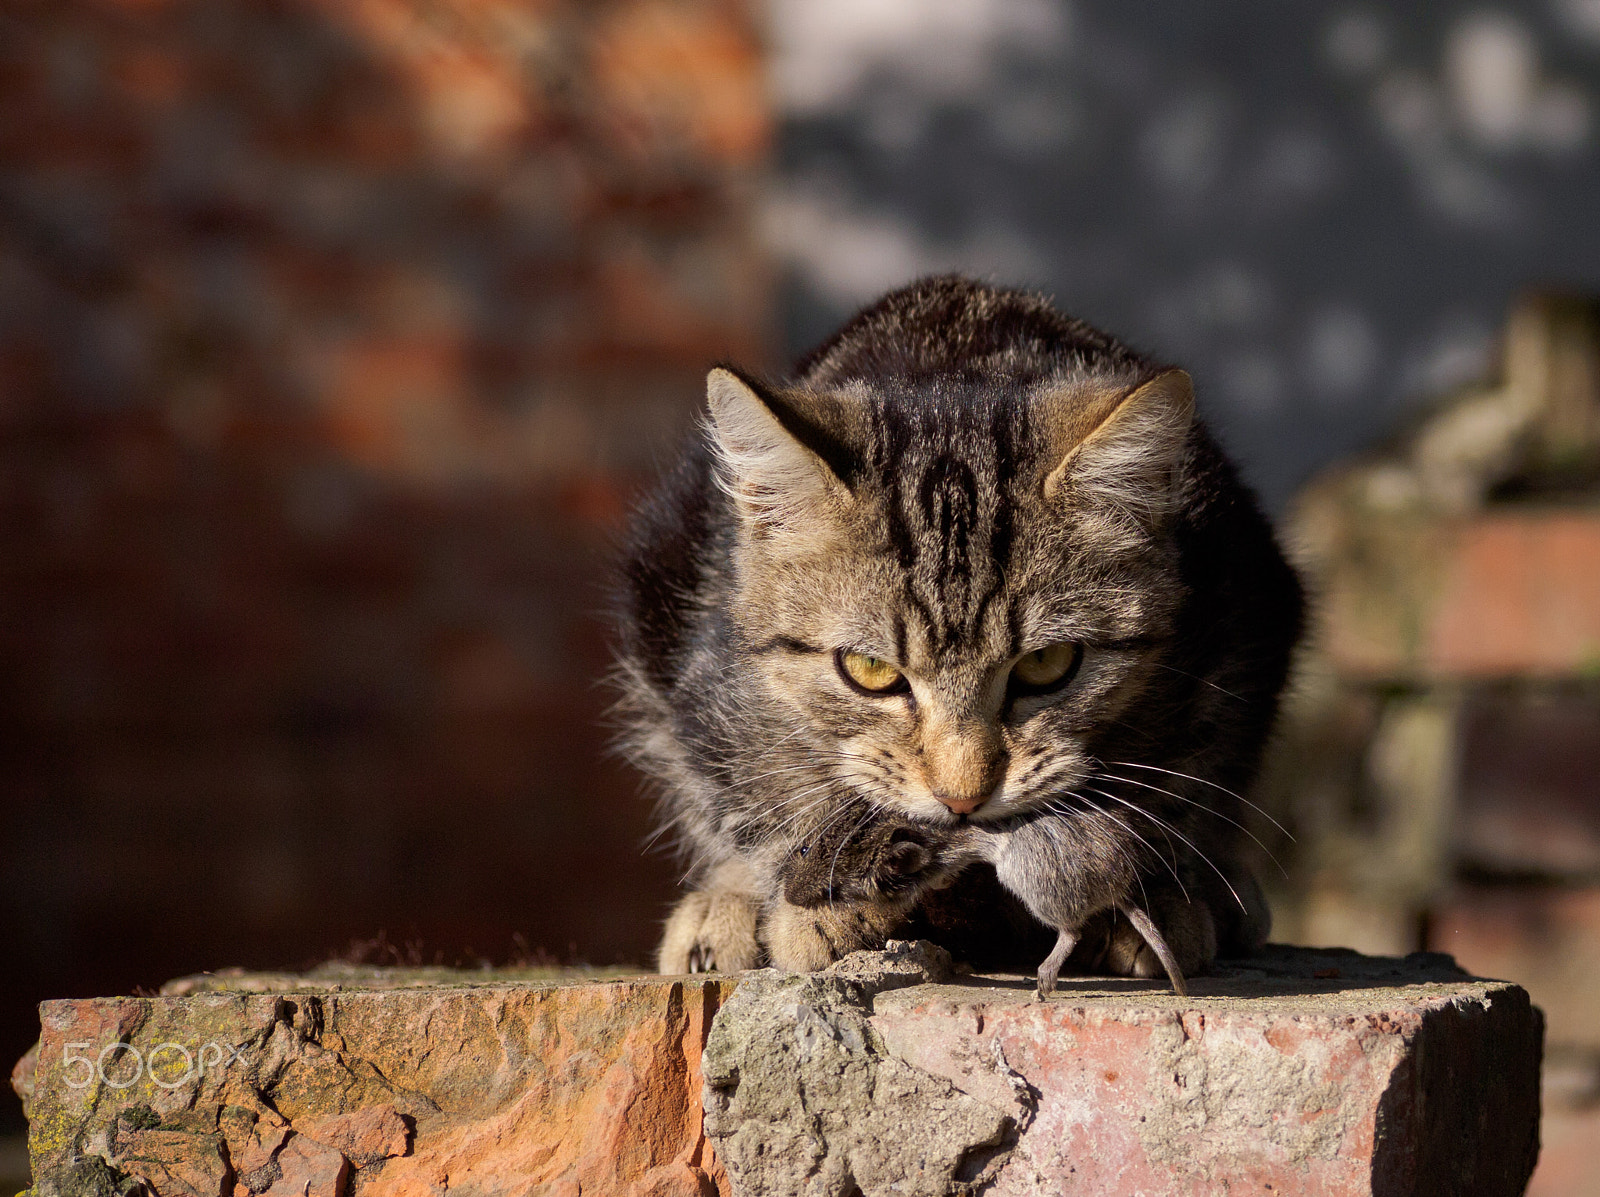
[1041,369,1195,518]
[705,367,854,529]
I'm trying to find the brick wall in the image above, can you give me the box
[0,0,773,1128]
[1267,294,1600,1195]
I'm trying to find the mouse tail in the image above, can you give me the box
[1119,904,1189,996]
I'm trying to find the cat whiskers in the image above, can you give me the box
[674,772,850,885]
[1055,793,1158,916]
[730,760,849,789]
[1105,760,1293,841]
[724,751,883,843]
[717,773,845,843]
[1008,759,1090,814]
[1084,782,1247,915]
[765,781,860,843]
[1045,790,1189,902]
[1140,662,1247,704]
[647,723,835,864]
[1097,770,1288,878]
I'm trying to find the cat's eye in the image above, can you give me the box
[836,649,910,696]
[1010,642,1082,694]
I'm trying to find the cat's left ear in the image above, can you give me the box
[1041,369,1195,516]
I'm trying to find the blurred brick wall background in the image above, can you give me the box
[1260,293,1600,1195]
[6,1,1600,1188]
[0,0,771,1130]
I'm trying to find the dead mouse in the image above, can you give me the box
[782,806,1209,998]
[973,814,1201,998]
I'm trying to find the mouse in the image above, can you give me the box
[974,813,1198,997]
[779,807,1213,997]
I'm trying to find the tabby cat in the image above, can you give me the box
[614,276,1303,981]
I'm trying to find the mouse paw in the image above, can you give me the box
[1033,967,1055,1001]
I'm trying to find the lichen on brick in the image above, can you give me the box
[702,945,1027,1197]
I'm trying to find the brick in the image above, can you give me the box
[1430,515,1600,676]
[296,1105,409,1168]
[0,0,770,1109]
[868,948,1540,1196]
[15,947,1541,1197]
[1318,512,1600,681]
[256,1133,348,1197]
[21,970,736,1197]
[590,1,770,165]
[1429,885,1600,1048]
[113,1124,231,1197]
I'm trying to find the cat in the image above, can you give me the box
[613,276,1304,981]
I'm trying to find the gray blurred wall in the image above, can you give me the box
[764,0,1600,506]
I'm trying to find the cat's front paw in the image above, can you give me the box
[762,895,910,971]
[762,899,839,971]
[781,820,955,907]
[657,889,762,974]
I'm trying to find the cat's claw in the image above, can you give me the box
[687,944,714,973]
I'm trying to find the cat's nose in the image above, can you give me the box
[921,719,1005,814]
[932,787,992,816]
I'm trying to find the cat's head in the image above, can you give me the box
[704,354,1197,827]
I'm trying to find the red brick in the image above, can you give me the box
[1321,512,1600,680]
[297,1105,409,1168]
[22,974,736,1197]
[873,971,1539,1195]
[590,1,769,165]
[1430,515,1600,677]
[17,952,1539,1197]
[0,0,771,1089]
[1456,690,1600,876]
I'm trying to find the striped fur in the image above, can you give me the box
[614,276,1304,975]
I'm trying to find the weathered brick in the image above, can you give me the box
[21,969,736,1197]
[868,949,1541,1196]
[13,947,1540,1197]
[0,0,771,1091]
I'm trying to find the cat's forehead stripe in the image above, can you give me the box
[861,392,1026,660]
